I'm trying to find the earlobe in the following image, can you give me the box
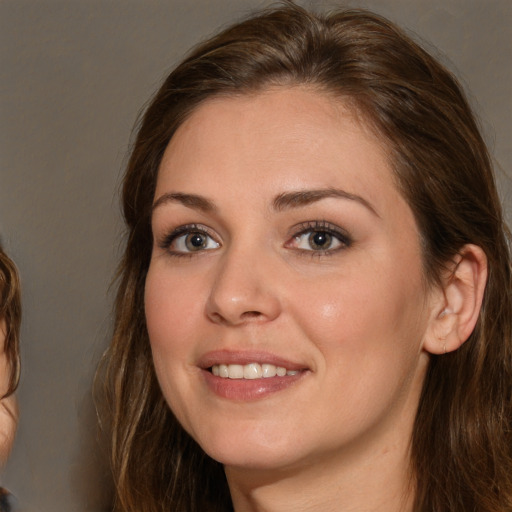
[423,244,488,355]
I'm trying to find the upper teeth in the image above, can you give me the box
[211,363,299,379]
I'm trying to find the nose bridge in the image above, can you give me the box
[206,238,281,325]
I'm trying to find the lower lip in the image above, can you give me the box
[202,370,306,401]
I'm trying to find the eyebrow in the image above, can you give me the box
[152,192,217,213]
[152,188,379,217]
[272,188,379,217]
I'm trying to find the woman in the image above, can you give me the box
[0,245,21,512]
[102,4,512,511]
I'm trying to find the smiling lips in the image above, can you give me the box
[201,353,307,400]
[211,362,300,379]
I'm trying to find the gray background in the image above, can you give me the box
[0,1,510,511]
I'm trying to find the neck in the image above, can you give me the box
[225,433,415,512]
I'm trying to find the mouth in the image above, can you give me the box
[210,362,300,379]
[199,351,309,400]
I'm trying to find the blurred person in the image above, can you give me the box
[0,245,21,512]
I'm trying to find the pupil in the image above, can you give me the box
[188,233,206,249]
[310,231,331,249]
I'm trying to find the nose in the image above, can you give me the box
[205,247,282,326]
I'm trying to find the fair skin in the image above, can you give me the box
[145,87,486,511]
[0,320,17,467]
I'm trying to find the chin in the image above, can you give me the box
[196,428,308,471]
[210,449,298,472]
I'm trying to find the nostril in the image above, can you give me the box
[209,312,227,324]
[207,309,264,326]
[241,311,263,319]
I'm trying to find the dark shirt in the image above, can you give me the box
[0,488,14,512]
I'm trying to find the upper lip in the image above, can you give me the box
[197,350,308,371]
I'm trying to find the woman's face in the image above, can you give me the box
[145,87,438,471]
[0,320,17,466]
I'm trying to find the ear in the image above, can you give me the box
[423,244,488,355]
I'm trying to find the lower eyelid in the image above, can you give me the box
[158,224,219,251]
[301,234,346,250]
[288,226,352,248]
[157,222,351,256]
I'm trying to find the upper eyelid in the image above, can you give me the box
[156,220,352,250]
[289,220,351,239]
[288,221,353,251]
[158,223,219,248]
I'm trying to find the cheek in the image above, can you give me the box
[144,264,205,358]
[144,266,205,428]
[290,259,426,362]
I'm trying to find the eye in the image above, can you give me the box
[287,222,351,254]
[160,225,220,255]
[294,231,340,250]
[173,232,219,252]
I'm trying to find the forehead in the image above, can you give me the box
[156,86,400,213]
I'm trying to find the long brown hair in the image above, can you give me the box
[101,4,512,511]
[0,245,21,398]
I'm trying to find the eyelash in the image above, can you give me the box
[158,224,220,258]
[287,220,352,256]
[158,220,352,258]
